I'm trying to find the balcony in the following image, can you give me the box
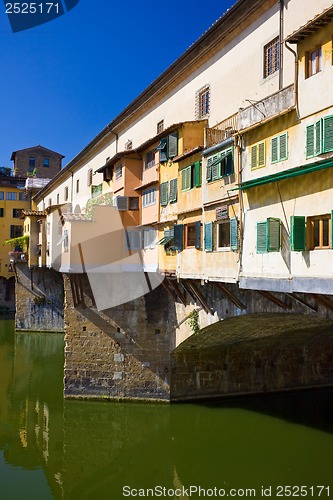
[8,251,27,263]
[238,84,294,131]
[205,114,238,149]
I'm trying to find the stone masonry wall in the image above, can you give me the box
[63,274,176,401]
[15,264,64,332]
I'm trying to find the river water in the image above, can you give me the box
[1,319,333,500]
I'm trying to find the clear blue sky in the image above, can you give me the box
[0,0,235,168]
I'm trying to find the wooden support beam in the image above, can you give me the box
[74,274,81,306]
[214,282,247,310]
[256,290,291,310]
[78,274,86,309]
[185,280,212,315]
[69,274,78,306]
[161,279,178,302]
[310,293,333,312]
[167,278,187,306]
[287,293,317,312]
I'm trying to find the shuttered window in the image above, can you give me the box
[169,178,178,203]
[306,115,333,158]
[195,221,201,250]
[194,161,201,187]
[250,141,266,169]
[168,133,178,158]
[204,222,213,252]
[290,216,306,251]
[174,224,183,251]
[206,149,234,182]
[256,218,280,253]
[158,138,168,163]
[160,182,169,206]
[181,166,192,191]
[271,133,288,163]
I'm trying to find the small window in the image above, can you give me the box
[143,228,156,249]
[29,157,35,167]
[196,85,210,119]
[0,208,4,217]
[10,225,23,238]
[157,120,164,134]
[0,192,4,200]
[48,198,52,207]
[115,165,122,180]
[12,209,23,218]
[126,229,141,251]
[76,179,79,193]
[160,182,169,206]
[206,151,233,182]
[256,218,281,253]
[64,186,69,201]
[271,133,288,163]
[57,193,60,205]
[144,150,156,169]
[181,162,201,191]
[87,168,93,187]
[19,192,28,201]
[217,220,231,249]
[129,197,139,210]
[264,37,280,78]
[169,178,178,203]
[185,224,196,248]
[142,187,156,207]
[307,214,331,250]
[250,142,266,169]
[306,47,322,78]
[6,192,16,201]
[43,158,49,167]
[306,115,333,158]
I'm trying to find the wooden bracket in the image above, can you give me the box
[214,282,247,310]
[256,290,292,310]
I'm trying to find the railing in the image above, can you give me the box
[8,251,28,263]
[205,114,238,149]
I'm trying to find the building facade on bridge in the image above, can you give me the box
[17,0,333,400]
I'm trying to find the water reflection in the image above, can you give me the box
[1,320,333,500]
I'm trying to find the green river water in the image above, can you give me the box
[0,319,332,500]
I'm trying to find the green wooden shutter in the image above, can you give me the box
[256,221,267,253]
[271,136,279,163]
[251,145,257,169]
[258,142,266,167]
[173,224,183,251]
[181,166,191,191]
[323,115,333,153]
[195,221,201,249]
[212,159,220,180]
[204,222,213,252]
[194,161,201,187]
[230,218,238,250]
[290,216,306,251]
[160,182,169,206]
[306,124,315,158]
[206,158,212,182]
[169,178,178,203]
[267,218,280,252]
[315,119,322,156]
[168,133,178,159]
[279,133,288,160]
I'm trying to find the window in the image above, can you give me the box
[256,218,281,253]
[0,192,4,200]
[143,228,156,249]
[271,133,288,163]
[250,142,266,169]
[6,192,16,200]
[29,157,35,168]
[87,168,93,186]
[43,158,49,167]
[204,222,213,252]
[115,165,122,180]
[157,133,178,163]
[126,229,141,251]
[10,225,23,238]
[307,214,331,250]
[12,209,23,218]
[217,220,230,249]
[48,198,52,206]
[306,115,333,158]
[157,120,164,134]
[144,150,156,169]
[169,178,178,203]
[160,182,169,206]
[19,192,29,201]
[160,228,174,251]
[206,150,233,181]
[57,194,60,205]
[185,224,196,248]
[306,47,322,78]
[64,186,69,201]
[0,208,4,217]
[63,230,69,253]
[76,179,79,193]
[174,224,183,251]
[142,187,156,207]
[129,197,139,210]
[264,37,279,78]
[196,85,210,119]
[290,216,306,251]
[181,162,201,191]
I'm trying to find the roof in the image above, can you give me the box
[10,145,65,160]
[33,0,274,201]
[22,210,47,217]
[285,4,333,44]
[173,146,204,162]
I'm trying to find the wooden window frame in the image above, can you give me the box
[195,85,210,119]
[307,214,331,250]
[216,219,231,250]
[144,150,156,170]
[157,120,164,134]
[185,223,196,248]
[306,46,322,78]
[264,37,280,78]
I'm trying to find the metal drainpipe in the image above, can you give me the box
[285,41,300,118]
[236,134,244,274]
[107,127,118,154]
[279,0,284,90]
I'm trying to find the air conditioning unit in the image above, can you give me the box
[116,196,129,211]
